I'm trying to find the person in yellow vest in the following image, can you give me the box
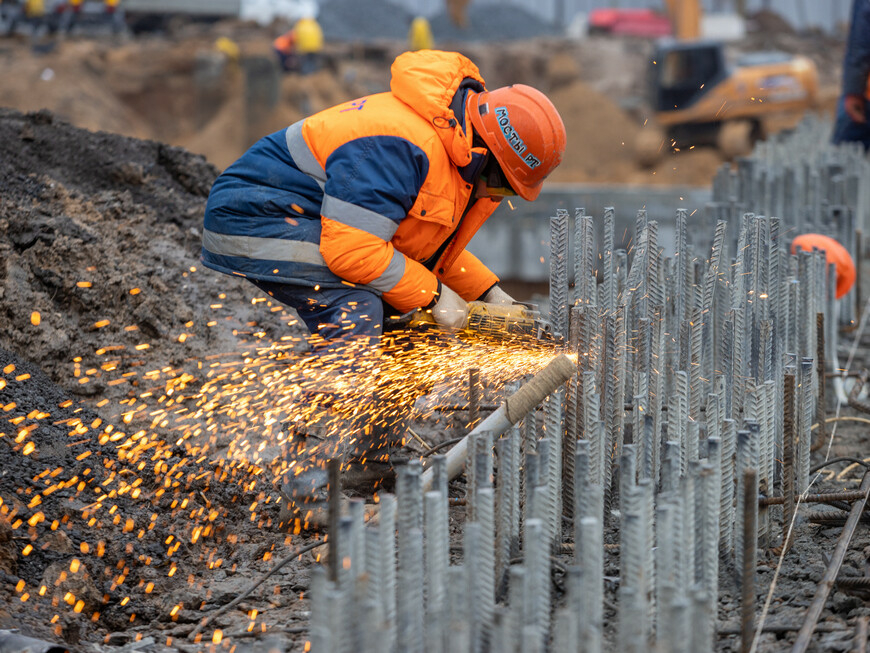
[408,15,434,51]
[103,0,125,35]
[24,0,45,19]
[58,0,83,33]
[274,17,323,75]
[214,36,240,63]
[294,16,323,75]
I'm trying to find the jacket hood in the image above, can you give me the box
[390,50,487,167]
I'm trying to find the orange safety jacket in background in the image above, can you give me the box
[273,30,296,56]
[203,50,500,313]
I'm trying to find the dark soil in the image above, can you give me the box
[0,107,318,652]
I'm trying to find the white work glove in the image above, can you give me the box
[431,284,468,328]
[482,284,517,306]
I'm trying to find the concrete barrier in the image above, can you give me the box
[467,182,712,282]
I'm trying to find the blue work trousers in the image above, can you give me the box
[248,279,386,355]
[832,96,870,151]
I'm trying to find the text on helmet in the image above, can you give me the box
[495,107,541,169]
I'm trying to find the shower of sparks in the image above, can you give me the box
[0,306,566,639]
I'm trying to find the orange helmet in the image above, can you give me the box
[791,233,856,299]
[467,85,566,201]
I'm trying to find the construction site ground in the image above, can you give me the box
[0,17,868,653]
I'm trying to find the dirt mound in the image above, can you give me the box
[747,9,797,35]
[0,106,317,648]
[0,106,260,386]
[545,79,726,187]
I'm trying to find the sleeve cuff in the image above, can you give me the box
[423,280,442,310]
[476,283,498,302]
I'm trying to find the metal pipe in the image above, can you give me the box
[791,471,870,653]
[421,354,575,491]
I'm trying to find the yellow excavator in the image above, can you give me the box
[637,0,819,163]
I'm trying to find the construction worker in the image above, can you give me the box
[273,27,298,72]
[408,15,434,51]
[293,16,323,75]
[791,234,856,299]
[58,0,83,33]
[202,50,566,528]
[273,17,323,75]
[23,0,44,19]
[833,0,870,151]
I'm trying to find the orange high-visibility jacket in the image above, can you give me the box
[203,50,500,313]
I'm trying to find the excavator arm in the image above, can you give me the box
[446,0,469,28]
[663,0,702,40]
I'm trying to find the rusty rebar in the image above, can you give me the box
[806,511,870,526]
[847,369,870,414]
[814,313,827,451]
[834,577,870,590]
[718,622,846,635]
[759,490,869,507]
[791,471,870,653]
[741,467,758,653]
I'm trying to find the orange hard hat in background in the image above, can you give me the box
[467,85,566,202]
[790,233,856,299]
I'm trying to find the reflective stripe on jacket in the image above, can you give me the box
[202,50,500,313]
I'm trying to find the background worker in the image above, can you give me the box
[833,0,870,150]
[274,16,323,75]
[408,15,434,51]
[791,234,856,299]
[272,25,298,72]
[293,16,323,75]
[201,49,566,526]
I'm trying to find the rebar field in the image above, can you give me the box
[307,121,870,653]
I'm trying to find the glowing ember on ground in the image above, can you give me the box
[0,314,566,637]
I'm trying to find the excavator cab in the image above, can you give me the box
[650,41,727,113]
